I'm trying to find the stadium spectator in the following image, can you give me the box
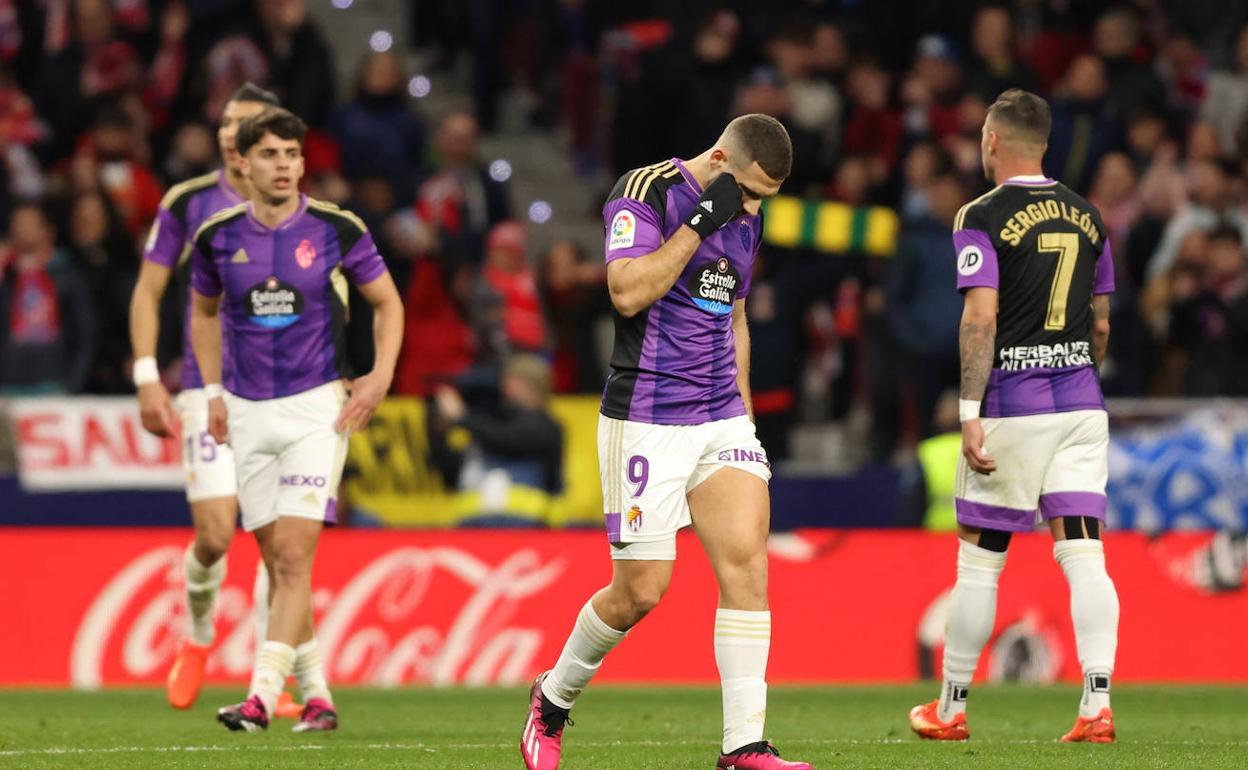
[1201,24,1248,159]
[901,35,964,142]
[430,354,564,525]
[0,202,94,394]
[1147,159,1248,281]
[842,59,903,187]
[334,50,426,201]
[69,103,163,237]
[966,5,1040,102]
[1093,6,1167,126]
[538,239,608,394]
[67,190,135,394]
[415,110,510,268]
[884,172,964,439]
[1166,225,1248,395]
[253,0,335,128]
[1045,55,1114,194]
[471,220,547,365]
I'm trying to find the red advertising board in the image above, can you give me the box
[0,529,1242,687]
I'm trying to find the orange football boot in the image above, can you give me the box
[166,640,210,709]
[909,700,970,741]
[274,690,303,719]
[1060,708,1116,743]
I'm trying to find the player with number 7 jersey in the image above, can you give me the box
[910,89,1119,745]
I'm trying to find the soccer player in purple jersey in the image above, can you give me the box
[520,115,811,770]
[128,83,301,713]
[908,90,1119,744]
[188,107,403,733]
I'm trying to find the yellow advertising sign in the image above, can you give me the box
[343,396,603,527]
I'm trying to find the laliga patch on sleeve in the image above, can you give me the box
[957,244,985,276]
[608,209,637,251]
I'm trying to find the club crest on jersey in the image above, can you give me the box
[687,256,739,314]
[626,504,643,532]
[247,276,304,328]
[608,209,636,250]
[295,239,317,269]
[739,221,753,251]
[957,244,985,276]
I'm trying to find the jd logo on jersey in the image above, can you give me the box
[247,276,304,328]
[958,244,984,276]
[688,256,739,315]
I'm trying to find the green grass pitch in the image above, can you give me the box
[0,685,1243,768]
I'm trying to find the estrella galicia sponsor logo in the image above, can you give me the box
[280,474,327,487]
[248,276,303,328]
[687,256,739,314]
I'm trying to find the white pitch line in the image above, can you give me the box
[3,737,1248,758]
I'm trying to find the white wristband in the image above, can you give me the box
[203,383,225,400]
[959,399,982,422]
[133,356,160,387]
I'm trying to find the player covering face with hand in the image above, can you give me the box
[188,107,404,733]
[519,114,811,770]
[908,89,1120,744]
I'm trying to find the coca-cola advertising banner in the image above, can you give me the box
[1,528,1244,688]
[9,398,183,491]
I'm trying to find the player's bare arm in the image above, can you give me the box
[189,288,227,444]
[129,260,179,437]
[606,227,703,317]
[960,286,998,475]
[1091,294,1111,367]
[607,172,745,317]
[337,271,404,434]
[733,298,754,421]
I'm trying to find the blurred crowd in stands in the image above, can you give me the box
[2,0,1248,465]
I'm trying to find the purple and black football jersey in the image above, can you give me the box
[190,195,388,401]
[600,158,762,425]
[143,170,244,390]
[954,176,1115,418]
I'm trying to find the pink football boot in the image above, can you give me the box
[520,672,573,770]
[716,741,813,769]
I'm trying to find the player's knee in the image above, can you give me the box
[270,544,313,587]
[192,524,233,563]
[617,577,668,620]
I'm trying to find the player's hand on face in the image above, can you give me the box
[685,171,744,238]
[137,381,180,438]
[336,370,390,434]
[207,395,229,445]
[962,418,997,475]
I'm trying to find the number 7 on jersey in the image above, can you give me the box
[1039,232,1080,331]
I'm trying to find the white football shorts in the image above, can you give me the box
[177,388,238,503]
[955,409,1109,533]
[598,414,771,560]
[224,380,349,532]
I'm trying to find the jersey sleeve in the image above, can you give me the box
[189,234,221,297]
[143,202,188,268]
[341,227,388,285]
[1094,238,1116,295]
[602,170,667,263]
[953,203,1000,292]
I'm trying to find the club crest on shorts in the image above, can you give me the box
[295,239,317,269]
[626,504,644,532]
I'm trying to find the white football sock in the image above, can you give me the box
[939,539,1006,722]
[184,544,226,647]
[250,640,297,717]
[541,600,627,710]
[293,639,333,705]
[715,608,770,754]
[1055,538,1118,717]
[252,561,270,646]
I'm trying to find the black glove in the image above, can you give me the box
[685,172,743,239]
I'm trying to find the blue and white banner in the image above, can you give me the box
[1108,405,1248,532]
